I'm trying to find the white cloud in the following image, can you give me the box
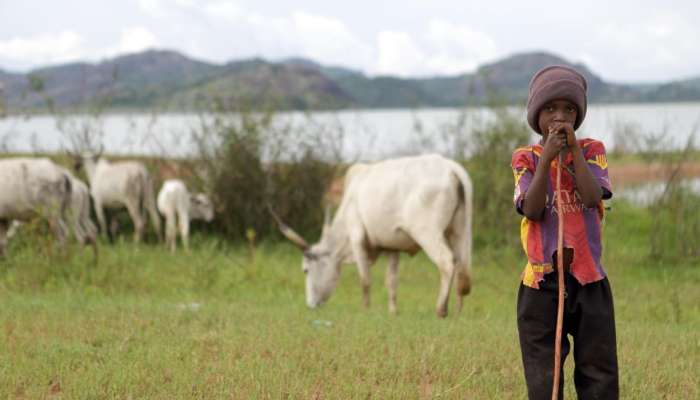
[375,31,425,76]
[0,31,86,67]
[591,12,700,81]
[423,19,498,75]
[117,27,159,54]
[284,11,374,68]
[137,0,168,17]
[199,5,374,69]
[372,20,498,77]
[203,0,246,22]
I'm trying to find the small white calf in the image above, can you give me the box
[157,179,214,252]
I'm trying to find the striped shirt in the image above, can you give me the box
[511,138,613,289]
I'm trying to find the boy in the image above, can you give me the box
[511,65,618,400]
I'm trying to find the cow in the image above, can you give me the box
[72,151,162,243]
[0,157,72,257]
[271,154,473,318]
[156,179,214,252]
[58,167,99,262]
[6,168,100,263]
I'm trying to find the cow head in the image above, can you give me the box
[190,193,214,222]
[269,205,342,308]
[67,145,103,176]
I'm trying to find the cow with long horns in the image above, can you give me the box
[272,154,473,318]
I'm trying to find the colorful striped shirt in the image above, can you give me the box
[511,138,613,289]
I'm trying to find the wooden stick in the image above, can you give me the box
[551,152,566,400]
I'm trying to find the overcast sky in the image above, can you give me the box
[1,0,699,83]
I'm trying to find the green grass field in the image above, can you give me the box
[0,203,698,399]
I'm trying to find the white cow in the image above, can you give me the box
[272,154,473,318]
[7,167,100,262]
[157,179,214,252]
[74,152,162,243]
[56,167,98,246]
[0,157,72,256]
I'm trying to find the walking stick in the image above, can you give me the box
[551,152,566,400]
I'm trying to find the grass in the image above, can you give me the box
[0,203,698,399]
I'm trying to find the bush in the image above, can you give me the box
[191,99,340,242]
[453,108,532,249]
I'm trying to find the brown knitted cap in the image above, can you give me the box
[526,65,588,134]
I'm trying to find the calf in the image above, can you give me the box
[157,179,214,252]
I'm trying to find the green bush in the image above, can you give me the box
[456,108,532,249]
[191,99,339,242]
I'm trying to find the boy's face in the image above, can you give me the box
[538,99,578,138]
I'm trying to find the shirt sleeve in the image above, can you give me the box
[511,148,535,215]
[584,140,613,199]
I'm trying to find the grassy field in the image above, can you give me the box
[0,202,698,399]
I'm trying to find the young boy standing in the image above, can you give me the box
[511,65,619,400]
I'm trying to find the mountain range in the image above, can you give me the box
[1,49,699,112]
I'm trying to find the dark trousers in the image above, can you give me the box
[517,272,619,400]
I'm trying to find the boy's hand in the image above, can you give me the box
[550,122,577,147]
[542,130,566,163]
[542,122,577,163]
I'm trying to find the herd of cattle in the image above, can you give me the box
[0,153,214,257]
[0,152,473,317]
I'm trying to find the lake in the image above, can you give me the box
[1,103,699,160]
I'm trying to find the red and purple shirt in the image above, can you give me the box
[511,138,613,289]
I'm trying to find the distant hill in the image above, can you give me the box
[1,49,699,112]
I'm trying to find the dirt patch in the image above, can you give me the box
[609,161,700,187]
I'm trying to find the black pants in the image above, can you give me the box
[517,272,619,400]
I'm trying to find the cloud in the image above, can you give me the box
[0,31,86,68]
[116,27,159,54]
[375,31,425,76]
[372,19,498,77]
[423,19,498,75]
[591,12,700,81]
[199,4,374,69]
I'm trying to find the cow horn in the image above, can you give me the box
[267,204,309,251]
[321,203,333,237]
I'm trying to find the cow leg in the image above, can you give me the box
[414,234,456,318]
[48,216,69,254]
[0,219,8,258]
[178,210,190,252]
[125,200,144,244]
[350,238,373,309]
[385,252,399,315]
[93,199,109,240]
[164,211,177,252]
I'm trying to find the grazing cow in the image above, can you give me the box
[157,179,214,252]
[55,167,98,245]
[7,167,100,263]
[73,151,162,243]
[272,154,473,318]
[0,157,72,256]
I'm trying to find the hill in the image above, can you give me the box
[1,49,699,112]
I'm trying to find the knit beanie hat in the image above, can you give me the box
[526,65,588,134]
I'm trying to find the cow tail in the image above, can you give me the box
[449,162,473,298]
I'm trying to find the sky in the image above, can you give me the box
[1,0,699,83]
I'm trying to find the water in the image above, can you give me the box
[615,178,700,207]
[1,103,699,160]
